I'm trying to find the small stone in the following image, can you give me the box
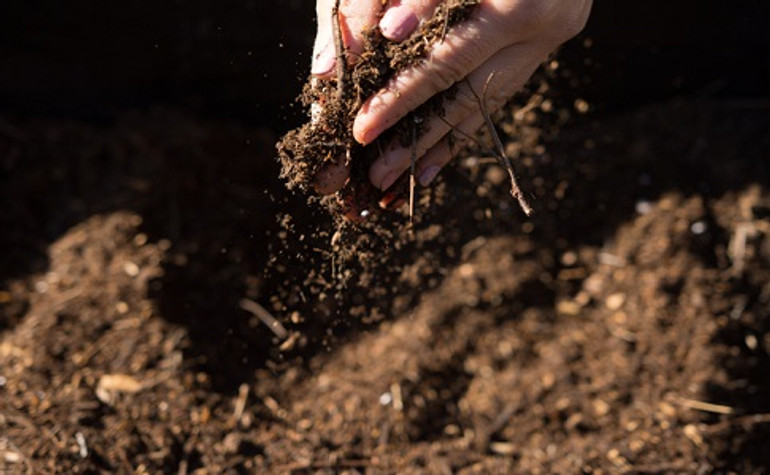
[593,399,611,417]
[223,433,242,454]
[574,98,590,114]
[123,262,140,277]
[489,442,517,456]
[745,334,758,351]
[683,424,704,446]
[557,300,581,316]
[606,293,626,311]
[561,251,578,266]
[133,233,148,246]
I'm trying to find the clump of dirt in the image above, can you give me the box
[277,0,481,218]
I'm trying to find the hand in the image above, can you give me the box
[311,0,592,195]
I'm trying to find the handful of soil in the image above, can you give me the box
[277,0,481,221]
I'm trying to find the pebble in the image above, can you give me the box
[605,293,626,311]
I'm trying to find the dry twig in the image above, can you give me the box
[239,299,288,340]
[409,117,418,225]
[470,73,533,215]
[331,0,348,102]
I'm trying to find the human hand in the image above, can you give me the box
[311,0,592,195]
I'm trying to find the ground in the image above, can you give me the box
[1,96,770,474]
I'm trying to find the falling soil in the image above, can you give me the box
[2,94,770,473]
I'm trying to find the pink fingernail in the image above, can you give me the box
[379,5,419,42]
[418,166,441,187]
[379,170,400,191]
[311,44,336,76]
[355,123,381,145]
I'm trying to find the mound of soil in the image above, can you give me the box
[2,95,769,473]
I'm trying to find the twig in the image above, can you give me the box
[701,413,770,434]
[675,397,734,415]
[230,383,250,427]
[409,116,418,226]
[331,0,348,102]
[436,115,486,149]
[239,299,288,340]
[467,74,533,215]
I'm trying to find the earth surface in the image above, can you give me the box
[2,95,770,473]
[2,2,770,474]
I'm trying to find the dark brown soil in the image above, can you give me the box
[2,93,770,474]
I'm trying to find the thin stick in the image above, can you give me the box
[231,383,250,426]
[436,115,486,149]
[467,75,533,216]
[409,117,418,225]
[331,0,347,101]
[239,299,288,340]
[675,397,734,415]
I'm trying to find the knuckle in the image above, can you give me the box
[426,40,487,91]
[425,59,462,93]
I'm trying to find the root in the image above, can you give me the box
[468,74,534,216]
[331,0,348,102]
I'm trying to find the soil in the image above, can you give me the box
[2,93,770,473]
[2,2,770,472]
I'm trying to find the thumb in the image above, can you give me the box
[312,0,384,78]
[311,0,336,77]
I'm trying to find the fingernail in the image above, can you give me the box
[311,43,336,76]
[379,170,400,191]
[419,166,441,187]
[355,122,380,145]
[379,5,419,42]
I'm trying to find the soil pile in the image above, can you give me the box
[2,98,769,472]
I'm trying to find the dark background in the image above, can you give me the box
[1,0,768,126]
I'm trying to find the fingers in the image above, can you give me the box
[369,42,547,190]
[311,0,384,78]
[379,0,441,41]
[353,1,520,145]
[415,114,483,186]
[312,0,337,76]
[339,0,384,55]
[310,0,435,195]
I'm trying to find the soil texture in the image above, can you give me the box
[2,95,770,473]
